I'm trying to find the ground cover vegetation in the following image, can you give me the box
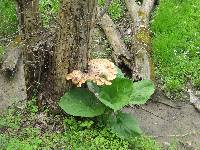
[0,98,161,150]
[151,0,200,93]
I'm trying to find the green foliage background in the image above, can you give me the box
[0,0,17,36]
[0,0,17,58]
[98,0,124,20]
[151,0,200,92]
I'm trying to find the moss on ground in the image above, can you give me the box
[0,99,161,150]
[151,0,200,93]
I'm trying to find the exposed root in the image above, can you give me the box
[124,0,140,22]
[141,0,156,19]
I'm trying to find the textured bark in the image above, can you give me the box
[98,9,131,63]
[1,0,155,112]
[16,0,42,37]
[125,0,155,80]
[142,0,156,20]
[0,56,26,113]
[1,36,22,73]
[16,0,43,96]
[124,0,140,21]
[40,0,97,111]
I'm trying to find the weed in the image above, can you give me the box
[123,35,132,45]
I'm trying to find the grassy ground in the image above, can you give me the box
[0,0,17,36]
[0,0,17,59]
[151,0,200,93]
[0,99,161,150]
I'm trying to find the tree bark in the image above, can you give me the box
[125,0,155,80]
[1,0,156,112]
[16,0,44,96]
[98,8,131,63]
[39,0,97,111]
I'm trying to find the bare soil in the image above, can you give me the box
[124,90,200,150]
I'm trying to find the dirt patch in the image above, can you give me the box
[124,90,200,149]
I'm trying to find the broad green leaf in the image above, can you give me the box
[87,81,100,94]
[97,78,133,111]
[59,88,106,117]
[108,112,142,139]
[115,66,125,78]
[130,80,155,105]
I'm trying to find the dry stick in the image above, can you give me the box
[130,105,167,121]
[97,7,131,64]
[139,106,167,121]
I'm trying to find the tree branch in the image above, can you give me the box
[98,8,131,62]
[125,0,155,80]
[124,0,140,22]
[141,0,155,19]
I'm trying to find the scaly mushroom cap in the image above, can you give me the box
[66,59,117,87]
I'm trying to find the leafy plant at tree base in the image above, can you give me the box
[97,78,134,111]
[59,67,155,139]
[108,112,142,139]
[59,88,106,117]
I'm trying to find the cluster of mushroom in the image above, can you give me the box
[66,59,117,87]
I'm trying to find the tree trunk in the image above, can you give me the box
[125,0,155,80]
[16,0,43,96]
[39,0,97,111]
[1,0,155,112]
[131,10,154,80]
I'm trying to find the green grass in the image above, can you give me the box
[151,0,200,93]
[0,0,17,36]
[0,99,161,150]
[39,0,60,28]
[98,0,124,21]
